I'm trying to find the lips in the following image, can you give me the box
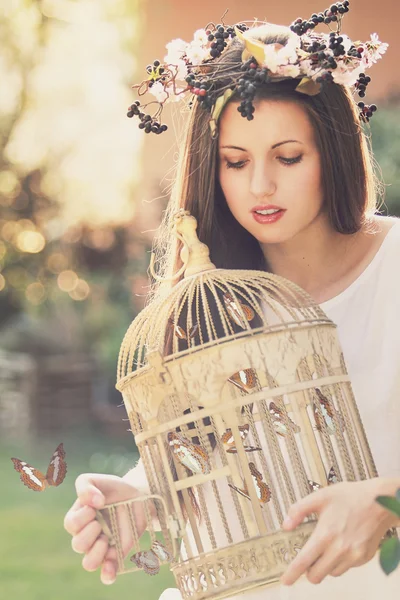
[251,204,285,214]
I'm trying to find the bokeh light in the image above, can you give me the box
[16,230,46,253]
[69,278,90,301]
[25,281,46,305]
[57,269,78,292]
[0,274,6,291]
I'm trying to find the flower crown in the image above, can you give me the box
[127,1,388,136]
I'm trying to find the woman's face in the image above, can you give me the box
[218,99,324,246]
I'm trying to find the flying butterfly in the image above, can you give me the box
[167,432,211,475]
[308,480,323,492]
[223,292,255,329]
[228,461,271,506]
[11,443,67,492]
[221,424,261,454]
[313,388,345,435]
[269,402,301,437]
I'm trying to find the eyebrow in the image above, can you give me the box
[219,140,303,151]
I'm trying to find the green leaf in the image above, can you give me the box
[376,495,400,518]
[379,537,400,575]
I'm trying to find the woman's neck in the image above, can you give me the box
[260,214,364,300]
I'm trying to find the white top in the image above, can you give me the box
[135,218,400,600]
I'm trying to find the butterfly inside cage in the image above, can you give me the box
[11,443,67,491]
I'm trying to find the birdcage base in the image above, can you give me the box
[172,521,316,600]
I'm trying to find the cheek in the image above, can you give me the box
[218,168,245,211]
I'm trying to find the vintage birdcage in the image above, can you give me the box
[95,209,384,600]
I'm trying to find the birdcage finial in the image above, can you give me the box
[149,210,216,281]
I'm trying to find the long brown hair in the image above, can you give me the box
[147,24,383,307]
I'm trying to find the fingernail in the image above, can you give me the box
[282,516,293,528]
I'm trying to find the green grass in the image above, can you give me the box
[0,428,176,600]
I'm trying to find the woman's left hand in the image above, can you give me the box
[280,477,398,586]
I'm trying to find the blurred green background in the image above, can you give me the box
[0,1,399,600]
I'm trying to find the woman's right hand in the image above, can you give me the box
[64,473,150,585]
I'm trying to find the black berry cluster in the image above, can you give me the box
[185,73,214,110]
[328,32,346,57]
[290,1,350,35]
[127,101,168,134]
[358,102,377,122]
[206,23,247,59]
[355,73,371,98]
[236,59,270,120]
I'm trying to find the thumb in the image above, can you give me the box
[282,488,327,530]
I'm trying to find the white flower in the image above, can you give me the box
[331,62,364,86]
[164,38,188,63]
[275,63,301,78]
[193,28,209,47]
[364,33,389,64]
[185,42,209,66]
[299,58,316,78]
[148,81,168,102]
[263,45,281,73]
[165,58,189,82]
[340,34,353,53]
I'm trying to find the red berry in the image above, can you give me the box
[249,62,257,69]
[357,47,364,54]
[199,89,207,96]
[193,88,200,95]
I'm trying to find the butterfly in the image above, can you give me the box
[228,461,271,506]
[228,368,258,394]
[11,443,67,491]
[130,540,172,575]
[313,388,345,435]
[221,424,261,454]
[269,402,301,437]
[168,318,199,341]
[308,466,339,492]
[223,292,255,329]
[167,432,211,475]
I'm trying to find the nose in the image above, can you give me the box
[249,163,277,200]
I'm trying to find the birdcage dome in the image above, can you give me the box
[106,211,386,600]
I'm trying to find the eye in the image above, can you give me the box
[278,155,303,166]
[225,159,248,170]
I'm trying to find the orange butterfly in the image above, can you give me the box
[313,388,345,435]
[228,368,258,394]
[11,443,67,491]
[221,424,261,453]
[167,432,211,475]
[168,318,199,341]
[269,402,301,437]
[228,462,271,506]
[223,292,255,329]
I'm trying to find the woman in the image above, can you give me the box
[64,7,400,599]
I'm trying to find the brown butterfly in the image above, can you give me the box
[223,292,255,329]
[228,462,271,506]
[313,388,345,435]
[11,443,67,492]
[269,402,301,437]
[221,424,261,454]
[168,318,199,341]
[167,432,211,475]
[130,549,160,575]
[228,368,258,394]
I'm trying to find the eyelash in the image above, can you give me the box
[225,155,303,169]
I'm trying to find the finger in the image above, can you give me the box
[64,505,97,536]
[75,474,105,509]
[330,561,349,578]
[306,546,344,584]
[81,533,110,572]
[100,547,120,585]
[71,519,102,554]
[281,536,325,585]
[282,489,328,531]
